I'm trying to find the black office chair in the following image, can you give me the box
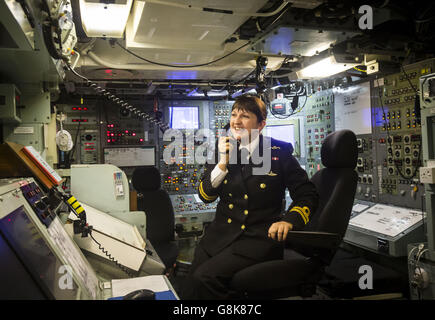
[230,129,358,299]
[132,166,179,271]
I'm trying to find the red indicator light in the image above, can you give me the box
[140,138,144,142]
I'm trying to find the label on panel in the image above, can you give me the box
[104,147,155,167]
[349,204,423,237]
[334,82,372,134]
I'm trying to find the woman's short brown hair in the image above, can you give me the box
[231,95,267,123]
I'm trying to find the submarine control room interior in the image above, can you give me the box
[1,0,435,301]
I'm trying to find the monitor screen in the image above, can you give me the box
[169,106,199,129]
[264,124,295,146]
[0,206,80,299]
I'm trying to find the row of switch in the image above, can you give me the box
[381,120,420,130]
[382,109,417,120]
[307,126,330,134]
[389,86,413,96]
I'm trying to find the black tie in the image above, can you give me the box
[239,147,250,165]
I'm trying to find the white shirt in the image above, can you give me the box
[210,134,261,188]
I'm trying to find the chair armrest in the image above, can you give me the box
[285,231,341,250]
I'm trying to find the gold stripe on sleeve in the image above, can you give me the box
[290,206,309,224]
[199,182,217,201]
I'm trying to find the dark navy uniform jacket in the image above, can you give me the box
[197,135,319,261]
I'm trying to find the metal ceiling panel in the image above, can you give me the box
[126,0,269,52]
[250,26,360,57]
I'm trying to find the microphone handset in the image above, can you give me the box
[218,123,240,164]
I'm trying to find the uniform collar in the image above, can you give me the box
[239,133,261,156]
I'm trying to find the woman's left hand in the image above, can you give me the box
[268,221,293,241]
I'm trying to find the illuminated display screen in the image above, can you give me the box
[264,124,295,146]
[0,206,79,299]
[271,103,286,114]
[169,106,199,129]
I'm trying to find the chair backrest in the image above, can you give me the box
[301,130,358,262]
[131,166,175,244]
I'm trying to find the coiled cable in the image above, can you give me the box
[66,64,169,132]
[89,231,135,278]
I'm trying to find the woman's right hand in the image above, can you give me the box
[218,136,235,168]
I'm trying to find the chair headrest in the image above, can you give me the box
[321,130,358,168]
[132,166,161,192]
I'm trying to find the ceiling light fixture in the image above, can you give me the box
[296,55,359,79]
[79,0,133,38]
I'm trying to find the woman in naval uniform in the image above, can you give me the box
[181,95,319,300]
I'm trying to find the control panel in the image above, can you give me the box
[303,90,335,178]
[159,100,210,195]
[355,134,378,201]
[374,58,435,209]
[210,100,233,134]
[56,103,101,165]
[171,194,218,214]
[80,130,99,164]
[103,102,152,147]
[170,194,217,238]
[345,200,425,257]
[161,162,204,194]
